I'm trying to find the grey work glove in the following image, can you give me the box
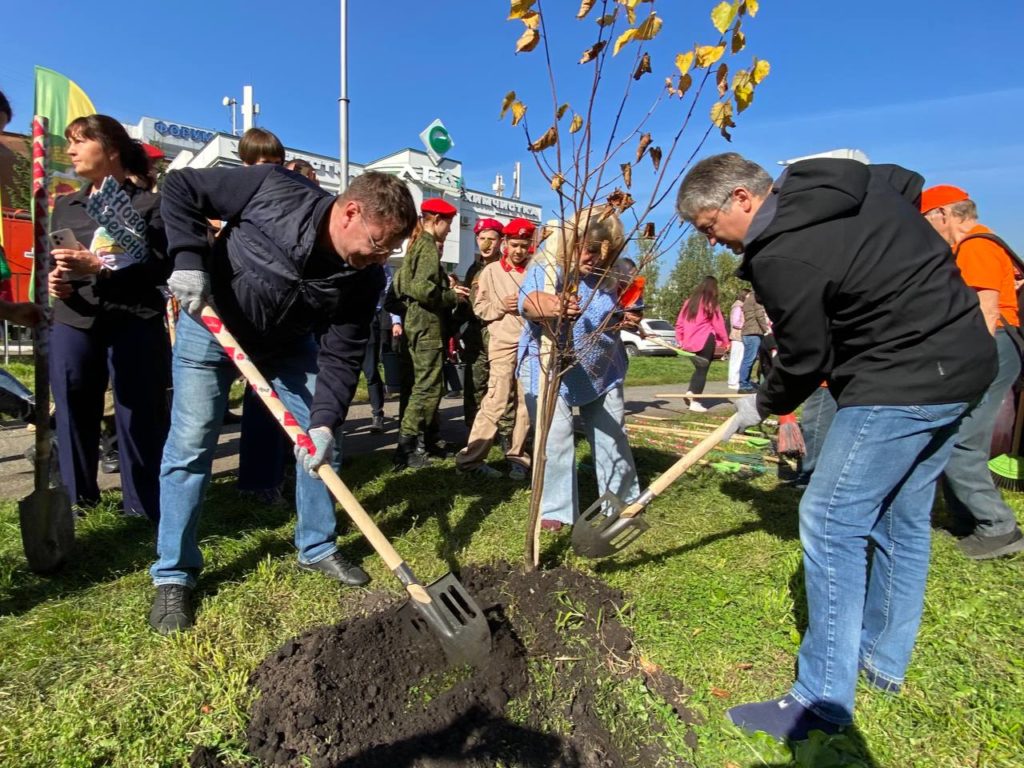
[294,426,336,478]
[167,269,211,315]
[724,394,768,440]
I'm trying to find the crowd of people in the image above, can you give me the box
[1,91,1022,745]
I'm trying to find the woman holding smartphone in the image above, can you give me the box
[48,114,170,521]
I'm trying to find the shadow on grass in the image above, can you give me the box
[593,453,802,575]
[742,725,879,767]
[343,451,521,575]
[0,480,297,617]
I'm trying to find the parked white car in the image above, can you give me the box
[621,318,679,357]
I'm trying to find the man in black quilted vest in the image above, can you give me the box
[149,166,417,634]
[921,184,1024,560]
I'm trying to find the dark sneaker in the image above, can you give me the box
[508,464,529,481]
[100,450,120,475]
[298,552,370,586]
[457,463,503,479]
[368,415,385,434]
[149,585,195,635]
[727,694,845,742]
[957,529,1024,560]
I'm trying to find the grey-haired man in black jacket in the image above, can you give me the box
[676,153,995,742]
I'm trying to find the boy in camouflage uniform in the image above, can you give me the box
[391,198,468,469]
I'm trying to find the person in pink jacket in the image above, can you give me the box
[675,276,730,412]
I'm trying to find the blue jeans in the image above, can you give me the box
[941,329,1020,537]
[739,335,762,389]
[797,387,838,484]
[151,312,343,588]
[522,374,639,525]
[791,402,968,725]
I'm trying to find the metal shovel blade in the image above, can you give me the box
[572,491,651,559]
[18,486,74,574]
[398,571,492,668]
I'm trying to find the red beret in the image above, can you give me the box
[503,218,535,239]
[141,143,165,161]
[474,218,503,235]
[421,197,457,217]
[919,185,969,213]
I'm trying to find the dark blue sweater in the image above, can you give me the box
[161,164,383,430]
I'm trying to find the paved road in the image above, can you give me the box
[0,381,738,502]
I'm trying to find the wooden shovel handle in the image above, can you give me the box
[621,415,739,518]
[197,307,431,599]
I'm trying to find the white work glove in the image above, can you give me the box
[294,426,335,478]
[724,394,767,440]
[167,269,211,315]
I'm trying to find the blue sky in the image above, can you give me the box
[2,0,1022,256]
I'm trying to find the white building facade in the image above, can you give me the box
[121,116,542,277]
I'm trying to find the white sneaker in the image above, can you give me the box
[727,384,739,390]
[689,401,708,412]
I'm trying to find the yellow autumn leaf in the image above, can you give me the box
[529,125,558,152]
[635,12,662,40]
[570,114,583,133]
[696,44,726,68]
[621,162,633,189]
[511,101,527,126]
[636,132,652,162]
[508,0,536,20]
[516,27,540,54]
[633,52,652,80]
[579,40,607,63]
[649,146,662,172]
[732,69,753,111]
[499,91,516,120]
[556,103,570,120]
[613,28,638,55]
[731,22,745,53]
[752,58,771,84]
[745,0,759,17]
[711,1,738,34]
[711,101,736,140]
[675,51,694,76]
[596,12,617,26]
[551,173,566,192]
[716,63,729,96]
[577,0,595,19]
[521,11,540,30]
[734,81,754,112]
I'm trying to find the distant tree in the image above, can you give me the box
[659,232,748,321]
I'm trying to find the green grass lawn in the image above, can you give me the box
[1,428,1021,767]
[624,354,728,387]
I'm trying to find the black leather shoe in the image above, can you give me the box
[299,552,370,586]
[100,450,120,474]
[149,585,195,635]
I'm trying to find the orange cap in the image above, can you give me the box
[920,185,969,213]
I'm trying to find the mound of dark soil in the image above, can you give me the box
[199,563,697,768]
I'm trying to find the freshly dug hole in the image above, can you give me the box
[242,562,697,767]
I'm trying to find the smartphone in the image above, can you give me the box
[49,228,78,251]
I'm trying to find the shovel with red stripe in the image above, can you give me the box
[199,306,492,668]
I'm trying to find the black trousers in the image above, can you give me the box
[686,334,716,394]
[50,316,170,519]
[361,316,384,418]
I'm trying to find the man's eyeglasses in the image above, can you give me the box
[359,211,403,255]
[694,191,735,237]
